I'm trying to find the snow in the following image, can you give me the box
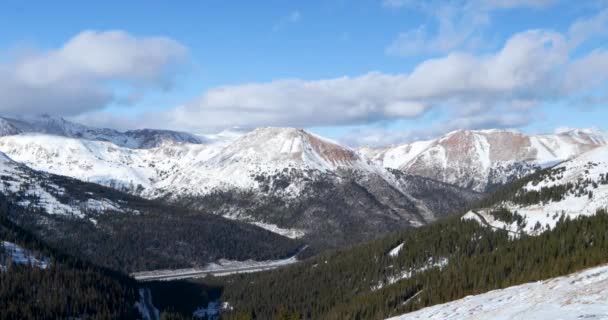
[373,257,448,291]
[378,140,435,169]
[473,133,491,170]
[468,146,608,236]
[193,301,232,319]
[0,115,202,149]
[0,149,130,217]
[249,221,306,239]
[135,288,160,320]
[364,129,606,191]
[0,241,49,270]
[389,243,405,257]
[387,264,608,320]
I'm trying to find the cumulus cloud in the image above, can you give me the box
[113,8,607,141]
[0,30,187,116]
[150,29,568,132]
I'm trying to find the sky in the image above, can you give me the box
[0,0,607,146]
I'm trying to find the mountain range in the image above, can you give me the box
[2,114,608,319]
[0,115,605,249]
[0,116,484,248]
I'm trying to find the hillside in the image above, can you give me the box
[0,213,140,319]
[464,145,608,236]
[388,264,608,320]
[0,150,301,273]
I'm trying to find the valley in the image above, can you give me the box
[0,116,606,319]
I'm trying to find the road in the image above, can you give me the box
[133,245,308,282]
[470,210,523,237]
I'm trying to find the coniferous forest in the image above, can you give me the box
[215,209,608,320]
[0,213,139,319]
[2,163,608,319]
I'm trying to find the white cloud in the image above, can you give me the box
[131,9,608,136]
[0,30,187,116]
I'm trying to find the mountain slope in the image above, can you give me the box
[0,127,483,248]
[0,151,301,273]
[388,264,608,320]
[0,115,203,148]
[365,129,606,192]
[464,145,608,236]
[0,213,140,319]
[158,128,483,248]
[217,206,608,320]
[0,133,219,194]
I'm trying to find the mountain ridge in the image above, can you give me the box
[363,128,607,191]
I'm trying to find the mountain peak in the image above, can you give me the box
[213,126,361,171]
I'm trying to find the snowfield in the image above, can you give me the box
[387,264,608,320]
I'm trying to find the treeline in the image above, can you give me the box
[0,210,139,319]
[213,209,608,320]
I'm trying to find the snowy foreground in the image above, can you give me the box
[388,264,608,320]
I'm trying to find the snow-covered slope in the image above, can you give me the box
[0,124,482,247]
[464,145,608,236]
[0,150,135,218]
[365,129,607,192]
[153,127,385,197]
[0,134,220,195]
[0,115,203,148]
[388,264,608,320]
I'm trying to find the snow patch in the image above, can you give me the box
[373,257,448,291]
[389,243,404,257]
[0,241,49,270]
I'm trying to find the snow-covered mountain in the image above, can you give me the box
[0,149,136,218]
[364,129,607,192]
[151,127,482,247]
[0,115,203,148]
[0,125,482,247]
[0,133,219,194]
[153,127,384,197]
[464,145,608,236]
[388,263,608,320]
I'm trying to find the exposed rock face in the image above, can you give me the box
[365,129,607,192]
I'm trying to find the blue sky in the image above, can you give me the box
[0,0,607,146]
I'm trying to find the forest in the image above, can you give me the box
[0,212,140,319]
[214,209,608,320]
